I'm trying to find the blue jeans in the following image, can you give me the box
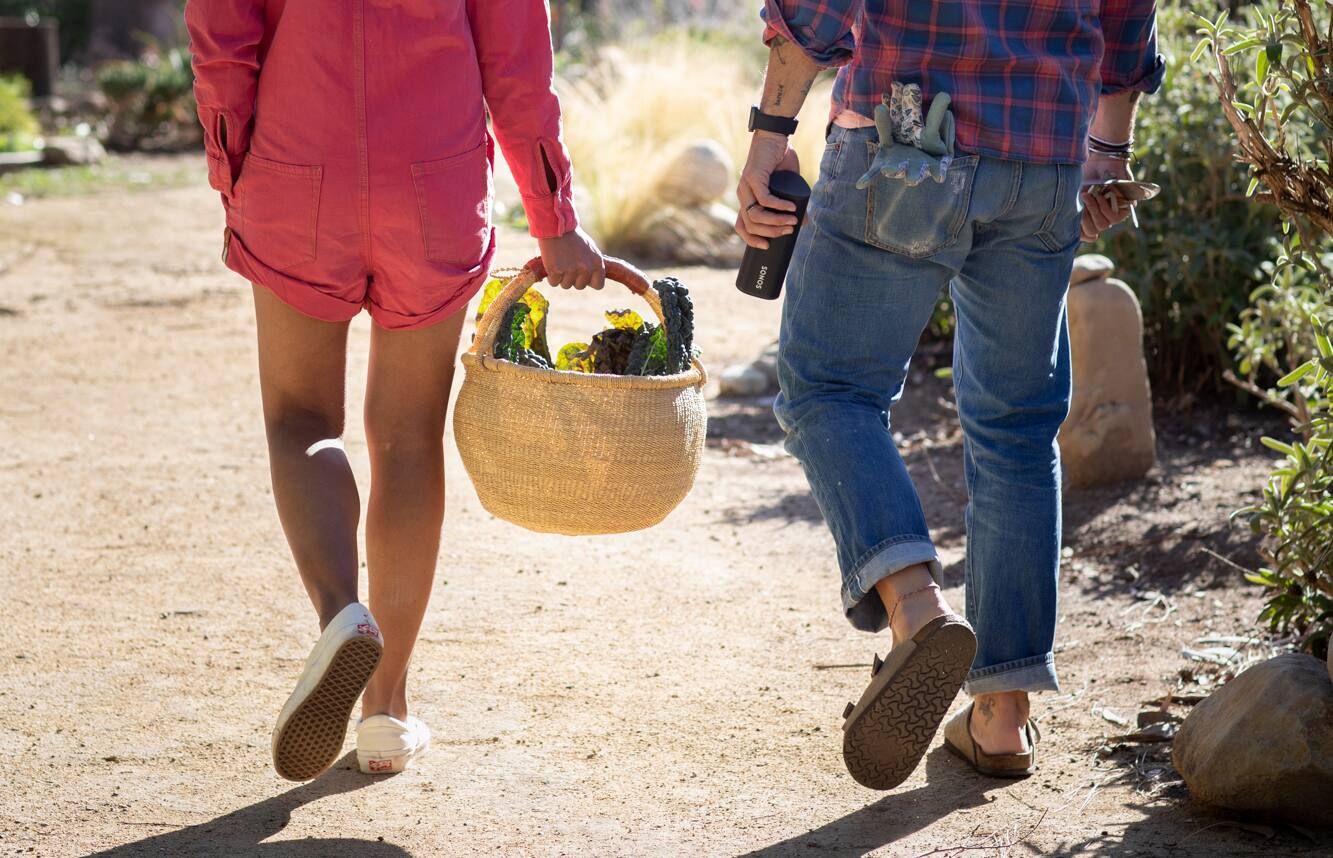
[775,125,1082,695]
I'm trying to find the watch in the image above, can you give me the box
[748,105,799,136]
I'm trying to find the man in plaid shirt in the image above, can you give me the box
[736,1,1162,789]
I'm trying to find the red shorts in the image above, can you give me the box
[223,136,496,331]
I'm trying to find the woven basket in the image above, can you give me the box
[454,257,708,535]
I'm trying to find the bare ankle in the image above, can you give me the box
[873,564,950,644]
[972,692,1030,726]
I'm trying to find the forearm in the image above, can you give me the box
[468,0,577,238]
[1090,90,1140,144]
[184,0,265,197]
[759,37,821,120]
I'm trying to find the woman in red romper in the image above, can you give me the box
[186,0,604,781]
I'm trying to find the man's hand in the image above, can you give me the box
[1079,154,1135,242]
[735,131,801,250]
[537,226,606,290]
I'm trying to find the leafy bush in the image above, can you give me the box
[1198,0,1333,655]
[1089,2,1282,399]
[0,74,39,152]
[96,39,197,151]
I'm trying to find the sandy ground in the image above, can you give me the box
[1,157,1328,857]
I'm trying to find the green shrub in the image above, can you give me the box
[96,40,197,151]
[0,74,39,152]
[1089,1,1282,400]
[1198,0,1333,655]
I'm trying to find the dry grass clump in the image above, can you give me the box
[557,36,834,253]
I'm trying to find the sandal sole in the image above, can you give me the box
[842,621,976,790]
[273,636,382,781]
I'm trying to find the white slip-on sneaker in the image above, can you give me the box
[356,714,431,775]
[271,602,383,781]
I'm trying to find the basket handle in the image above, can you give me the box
[471,255,669,357]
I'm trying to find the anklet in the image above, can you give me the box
[887,583,940,630]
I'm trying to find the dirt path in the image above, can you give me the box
[0,157,1326,857]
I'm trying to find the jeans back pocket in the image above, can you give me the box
[412,141,493,270]
[236,154,322,272]
[864,144,978,259]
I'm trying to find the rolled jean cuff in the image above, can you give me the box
[964,653,1060,695]
[842,537,941,633]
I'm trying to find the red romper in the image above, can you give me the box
[185,0,579,330]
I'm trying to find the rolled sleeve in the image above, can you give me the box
[1099,0,1166,95]
[185,0,266,199]
[760,0,859,69]
[468,0,579,239]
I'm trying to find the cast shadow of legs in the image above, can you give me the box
[86,753,408,858]
[743,746,1010,858]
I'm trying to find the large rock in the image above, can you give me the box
[719,341,780,398]
[41,136,107,167]
[654,140,733,208]
[1058,276,1156,487]
[633,202,745,267]
[1070,253,1115,285]
[1173,654,1333,827]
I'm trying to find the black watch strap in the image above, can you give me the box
[749,105,799,136]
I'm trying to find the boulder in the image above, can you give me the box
[1173,654,1333,827]
[719,341,780,398]
[1058,276,1156,487]
[1070,253,1115,285]
[654,140,733,208]
[718,364,769,397]
[633,202,745,267]
[41,136,107,167]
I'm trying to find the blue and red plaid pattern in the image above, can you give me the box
[761,0,1165,164]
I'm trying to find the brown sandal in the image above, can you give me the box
[942,703,1040,778]
[841,614,977,790]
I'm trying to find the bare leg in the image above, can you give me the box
[873,567,1030,755]
[359,309,467,720]
[252,285,359,628]
[969,691,1030,754]
[873,563,951,648]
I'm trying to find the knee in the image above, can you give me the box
[363,411,445,461]
[265,403,345,447]
[962,404,1066,474]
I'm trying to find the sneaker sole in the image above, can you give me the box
[273,635,382,781]
[842,620,976,790]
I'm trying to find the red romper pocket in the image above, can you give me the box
[412,141,493,269]
[235,154,323,272]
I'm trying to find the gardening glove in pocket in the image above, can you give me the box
[856,84,957,189]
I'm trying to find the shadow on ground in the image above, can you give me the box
[742,748,1002,857]
[86,754,406,858]
[744,747,1330,858]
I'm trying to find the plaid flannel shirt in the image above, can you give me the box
[761,0,1165,164]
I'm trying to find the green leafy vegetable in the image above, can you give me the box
[486,275,695,377]
[475,277,506,321]
[605,309,645,331]
[556,343,595,373]
[589,328,638,375]
[652,277,695,375]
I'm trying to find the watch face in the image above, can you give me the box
[748,105,759,132]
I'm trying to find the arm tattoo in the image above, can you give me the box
[774,84,786,108]
[772,35,789,65]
